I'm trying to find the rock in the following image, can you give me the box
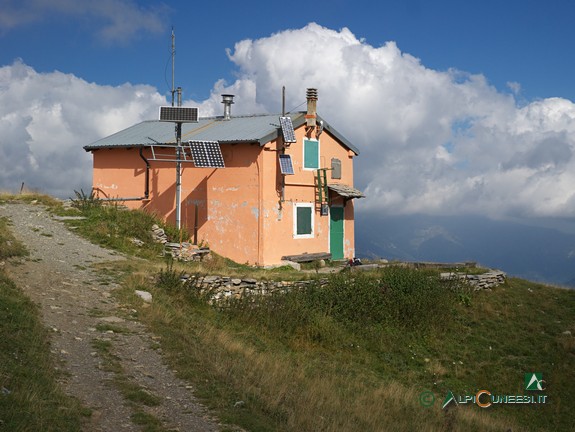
[99,316,125,323]
[203,275,220,283]
[243,278,257,284]
[281,260,301,271]
[130,237,145,247]
[231,278,242,285]
[562,330,572,336]
[135,290,153,303]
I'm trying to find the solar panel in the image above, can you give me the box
[188,140,225,168]
[278,154,294,175]
[159,106,199,123]
[279,116,297,143]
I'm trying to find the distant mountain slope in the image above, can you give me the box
[355,213,575,287]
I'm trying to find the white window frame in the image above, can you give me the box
[302,138,320,170]
[293,203,314,239]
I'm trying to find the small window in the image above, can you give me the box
[303,139,319,169]
[294,203,314,238]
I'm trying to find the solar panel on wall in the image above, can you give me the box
[279,154,294,175]
[188,141,225,168]
[279,116,297,143]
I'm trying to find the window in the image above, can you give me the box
[303,139,319,169]
[294,203,314,238]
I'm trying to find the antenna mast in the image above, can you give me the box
[171,28,175,107]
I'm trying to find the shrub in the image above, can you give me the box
[379,266,454,329]
[70,189,102,212]
[219,267,455,349]
[155,258,186,293]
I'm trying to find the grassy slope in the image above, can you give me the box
[0,208,88,431]
[3,193,574,431]
[114,268,575,432]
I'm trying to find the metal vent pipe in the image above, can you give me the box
[222,94,235,120]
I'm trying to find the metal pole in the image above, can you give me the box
[175,122,182,230]
[193,203,198,245]
[171,28,175,107]
[175,87,183,230]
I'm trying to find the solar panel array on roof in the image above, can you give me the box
[159,106,199,123]
[188,141,225,168]
[279,116,297,143]
[278,154,294,175]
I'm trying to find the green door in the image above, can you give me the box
[329,207,344,260]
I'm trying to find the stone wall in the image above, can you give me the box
[176,269,506,304]
[179,274,329,302]
[439,271,507,290]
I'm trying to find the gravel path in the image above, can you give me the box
[0,202,222,432]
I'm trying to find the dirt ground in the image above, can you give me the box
[1,202,223,431]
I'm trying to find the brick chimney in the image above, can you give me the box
[305,88,317,129]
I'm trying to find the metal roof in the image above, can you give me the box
[84,112,360,155]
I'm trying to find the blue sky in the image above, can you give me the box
[2,0,575,233]
[3,0,575,101]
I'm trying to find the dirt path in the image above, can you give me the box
[0,202,222,432]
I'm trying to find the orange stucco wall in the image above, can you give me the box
[90,125,356,265]
[258,126,356,264]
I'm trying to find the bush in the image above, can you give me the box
[156,258,186,293]
[220,267,455,348]
[70,189,102,212]
[379,266,454,329]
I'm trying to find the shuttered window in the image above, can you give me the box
[294,203,314,238]
[303,139,319,169]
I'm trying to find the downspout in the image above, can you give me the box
[139,146,150,200]
[97,146,150,202]
[255,150,263,266]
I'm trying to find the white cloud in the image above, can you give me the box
[0,59,165,197]
[2,23,575,222]
[507,81,521,95]
[225,23,575,220]
[0,0,169,42]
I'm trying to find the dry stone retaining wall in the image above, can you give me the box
[179,274,329,302]
[176,269,506,304]
[440,271,507,290]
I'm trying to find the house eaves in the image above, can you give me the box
[84,112,359,155]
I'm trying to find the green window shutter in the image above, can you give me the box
[296,206,312,235]
[304,139,319,169]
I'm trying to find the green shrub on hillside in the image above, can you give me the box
[216,267,455,348]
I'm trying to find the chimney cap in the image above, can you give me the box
[306,88,318,100]
[221,94,235,104]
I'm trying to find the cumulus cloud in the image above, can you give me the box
[0,59,166,196]
[225,23,575,219]
[0,0,169,42]
[2,23,575,222]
